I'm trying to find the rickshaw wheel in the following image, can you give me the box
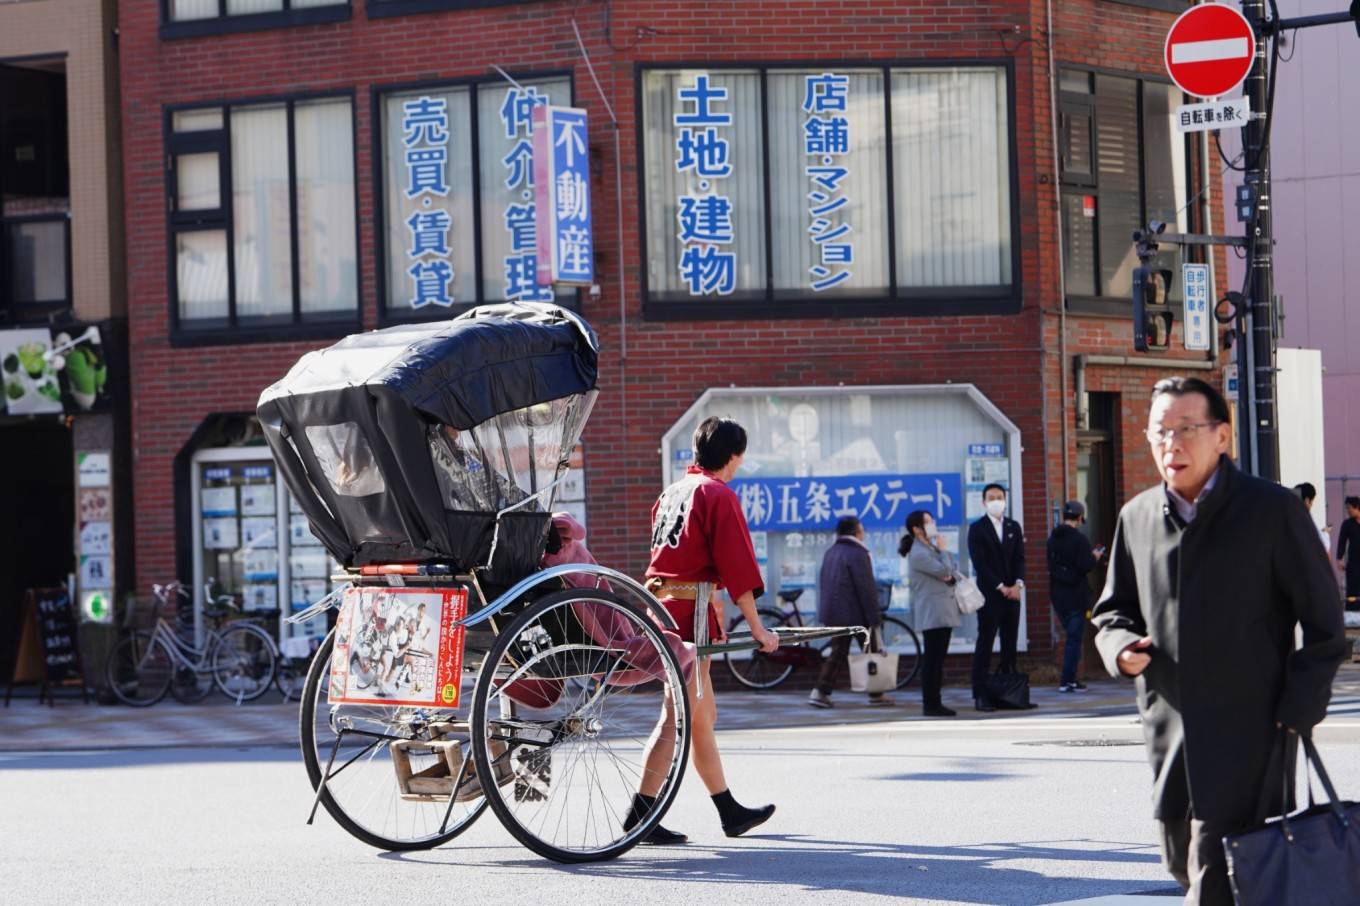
[470,588,691,863]
[300,627,492,851]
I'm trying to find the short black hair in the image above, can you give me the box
[1150,376,1231,425]
[836,516,861,537]
[1293,482,1317,503]
[982,483,1006,500]
[1347,496,1360,510]
[693,416,748,472]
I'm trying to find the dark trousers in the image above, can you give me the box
[919,627,952,708]
[815,630,878,695]
[971,596,1019,697]
[1158,816,1247,906]
[1055,607,1086,685]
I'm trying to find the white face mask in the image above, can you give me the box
[985,499,1006,518]
[924,522,939,539]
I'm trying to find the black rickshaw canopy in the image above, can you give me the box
[257,303,598,579]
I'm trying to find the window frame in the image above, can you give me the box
[635,59,1022,322]
[163,89,363,347]
[159,0,350,41]
[366,0,544,20]
[1059,65,1196,317]
[370,70,579,326]
[0,212,72,323]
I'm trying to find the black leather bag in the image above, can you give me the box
[1224,734,1360,906]
[985,671,1032,710]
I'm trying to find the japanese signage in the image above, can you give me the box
[802,73,854,291]
[77,451,111,487]
[328,587,468,708]
[32,589,81,683]
[1174,97,1250,134]
[532,105,593,286]
[675,74,736,295]
[967,443,1004,458]
[499,85,554,302]
[401,95,455,308]
[729,473,962,532]
[1182,263,1211,351]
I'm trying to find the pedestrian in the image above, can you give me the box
[1336,495,1360,610]
[900,509,961,717]
[1046,501,1105,693]
[1091,376,1346,906]
[808,516,892,709]
[966,482,1025,712]
[633,416,778,844]
[1291,482,1330,552]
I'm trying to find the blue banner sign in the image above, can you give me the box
[729,473,962,532]
[967,443,1004,457]
[533,105,593,286]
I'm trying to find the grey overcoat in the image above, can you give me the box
[908,540,962,631]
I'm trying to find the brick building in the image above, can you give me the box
[116,0,1227,679]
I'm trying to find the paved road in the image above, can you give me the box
[3,671,1359,905]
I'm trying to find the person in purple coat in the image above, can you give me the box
[808,516,892,708]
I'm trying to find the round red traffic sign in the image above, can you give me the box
[1164,3,1256,99]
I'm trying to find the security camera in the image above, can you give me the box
[1148,220,1167,235]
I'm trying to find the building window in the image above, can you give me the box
[375,77,573,321]
[365,0,544,20]
[1060,70,1189,307]
[162,0,350,39]
[639,65,1016,318]
[167,97,359,337]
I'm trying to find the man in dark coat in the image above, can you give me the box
[809,516,888,708]
[1092,377,1346,906]
[1047,500,1104,691]
[967,483,1025,712]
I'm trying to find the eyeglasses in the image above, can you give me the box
[1144,421,1220,446]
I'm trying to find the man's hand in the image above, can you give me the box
[751,624,779,653]
[1117,637,1153,676]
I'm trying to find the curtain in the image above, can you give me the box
[1095,74,1140,298]
[476,78,571,303]
[641,70,765,296]
[295,98,358,316]
[891,68,1011,288]
[177,230,229,321]
[231,104,291,319]
[383,88,476,311]
[170,0,218,20]
[226,0,284,15]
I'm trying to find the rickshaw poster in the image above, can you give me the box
[327,587,468,708]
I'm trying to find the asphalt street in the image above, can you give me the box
[3,675,1359,906]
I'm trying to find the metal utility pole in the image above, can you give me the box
[1241,0,1279,481]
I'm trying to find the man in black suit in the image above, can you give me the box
[966,482,1025,712]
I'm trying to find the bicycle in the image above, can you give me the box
[723,586,921,691]
[106,582,278,706]
[201,584,309,702]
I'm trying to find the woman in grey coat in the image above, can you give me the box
[901,509,961,716]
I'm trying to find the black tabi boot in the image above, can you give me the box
[623,793,688,845]
[712,788,775,838]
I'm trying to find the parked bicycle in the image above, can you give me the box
[723,586,921,690]
[200,584,309,702]
[106,581,277,706]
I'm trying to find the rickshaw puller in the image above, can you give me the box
[627,417,778,845]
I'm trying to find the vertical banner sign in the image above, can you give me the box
[675,74,736,296]
[802,73,854,291]
[1182,263,1211,351]
[402,96,454,308]
[500,86,554,302]
[532,105,594,286]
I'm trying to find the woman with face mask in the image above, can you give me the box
[899,509,961,716]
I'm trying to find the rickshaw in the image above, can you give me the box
[259,302,857,864]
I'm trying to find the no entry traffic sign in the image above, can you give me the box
[1164,3,1256,99]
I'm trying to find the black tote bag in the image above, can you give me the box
[1224,734,1360,906]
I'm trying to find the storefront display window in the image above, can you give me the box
[661,385,1024,653]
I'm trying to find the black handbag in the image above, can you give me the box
[1224,733,1360,906]
[985,671,1033,710]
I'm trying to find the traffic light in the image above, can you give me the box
[1132,265,1174,352]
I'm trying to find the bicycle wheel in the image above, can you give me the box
[275,650,309,702]
[212,623,278,702]
[300,628,489,851]
[880,616,921,689]
[723,608,796,690]
[106,631,173,707]
[470,588,691,863]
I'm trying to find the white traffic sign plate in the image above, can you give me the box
[1164,4,1256,99]
[1175,97,1251,133]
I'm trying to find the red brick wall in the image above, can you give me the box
[119,0,1229,667]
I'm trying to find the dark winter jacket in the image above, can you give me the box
[1091,456,1346,821]
[1047,523,1099,614]
[817,537,881,629]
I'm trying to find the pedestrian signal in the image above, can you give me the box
[1133,265,1174,352]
